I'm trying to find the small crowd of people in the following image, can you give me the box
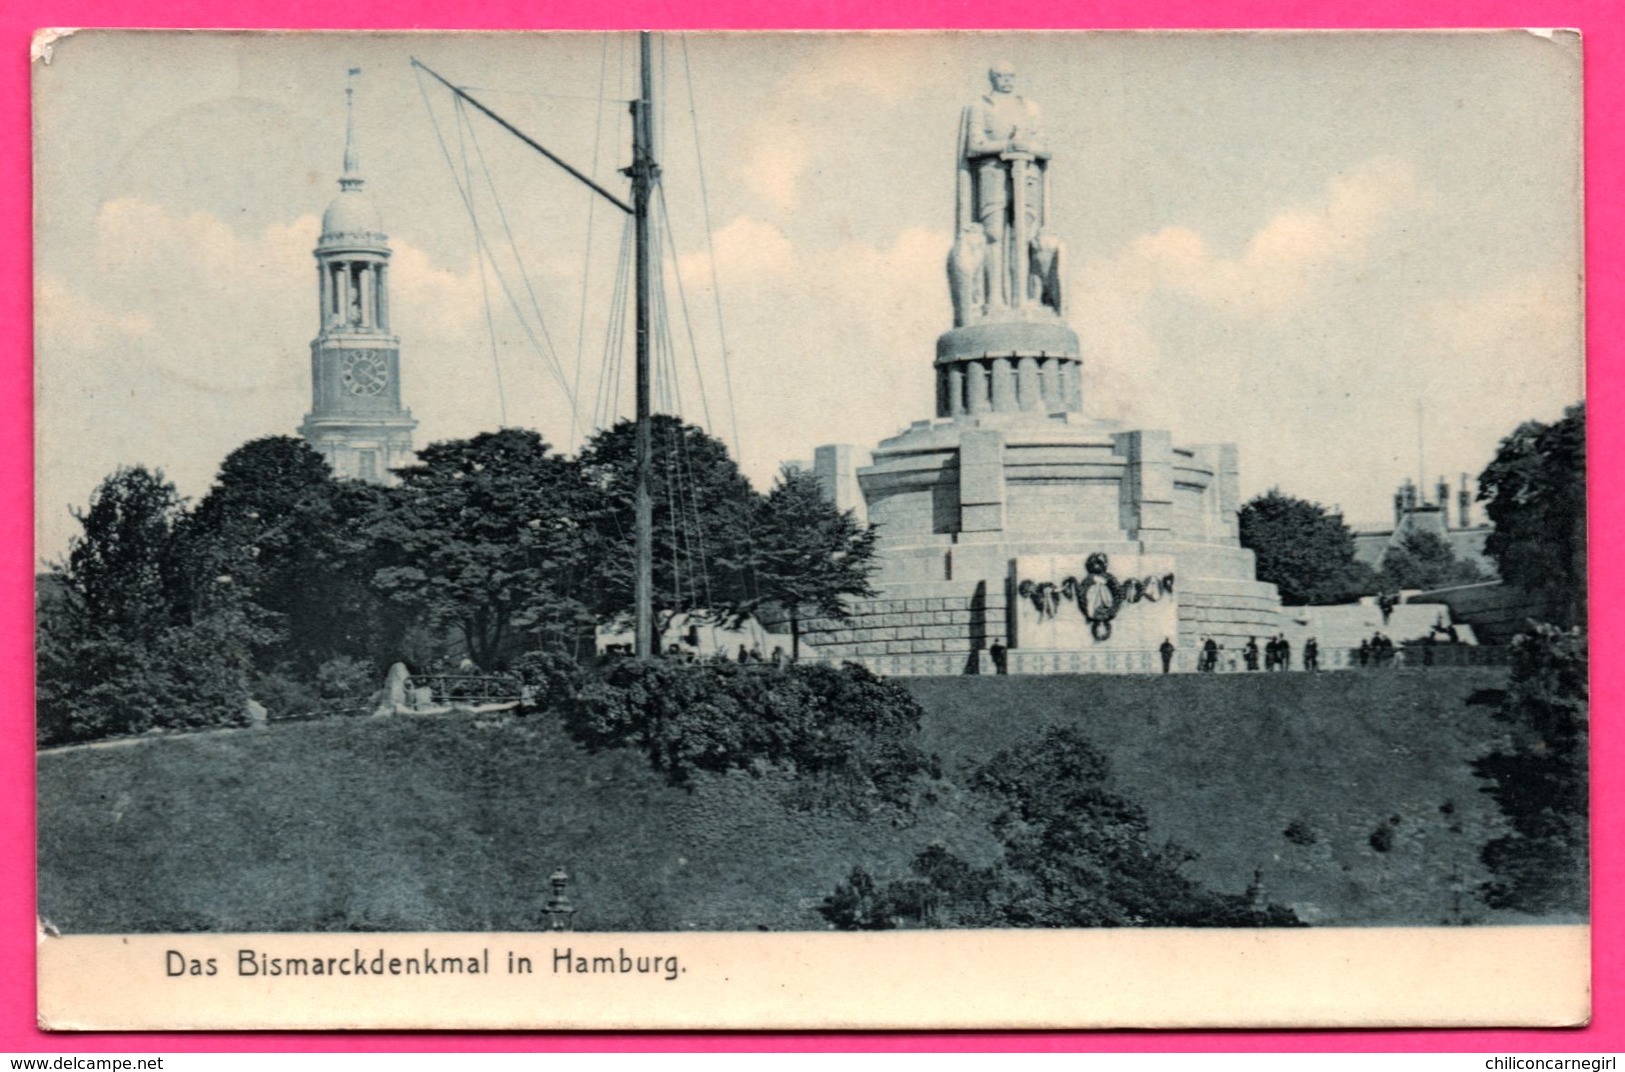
[677,642,787,665]
[602,640,789,666]
[1357,632,1397,668]
[1182,634,1320,673]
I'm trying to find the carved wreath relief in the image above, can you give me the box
[1017,553,1175,642]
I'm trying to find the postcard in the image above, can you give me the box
[33,29,1588,1030]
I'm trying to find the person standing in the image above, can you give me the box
[1358,638,1371,668]
[1304,636,1319,672]
[989,639,1009,675]
[1159,636,1176,674]
[1202,636,1218,673]
[1244,637,1260,672]
[1277,634,1292,672]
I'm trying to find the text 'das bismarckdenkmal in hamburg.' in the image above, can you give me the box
[163,946,686,981]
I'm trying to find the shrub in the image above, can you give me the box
[1474,624,1589,914]
[251,670,324,720]
[316,656,380,700]
[1283,818,1317,846]
[817,866,895,930]
[819,728,1302,930]
[509,649,584,713]
[37,608,265,746]
[563,659,938,813]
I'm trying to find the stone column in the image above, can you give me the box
[335,262,351,328]
[949,367,966,417]
[1063,361,1083,411]
[1038,357,1060,411]
[361,263,375,328]
[318,263,330,330]
[1017,355,1040,411]
[990,356,1015,412]
[376,263,389,332]
[967,361,990,415]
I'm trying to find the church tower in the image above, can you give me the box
[299,69,416,483]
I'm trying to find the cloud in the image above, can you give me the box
[1429,272,1581,364]
[35,197,515,564]
[1092,156,1423,322]
[738,134,813,212]
[677,215,797,289]
[1417,270,1585,444]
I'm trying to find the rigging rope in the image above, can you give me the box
[413,66,579,414]
[597,215,634,431]
[656,184,714,431]
[461,99,575,425]
[569,34,611,449]
[453,98,509,426]
[680,35,744,461]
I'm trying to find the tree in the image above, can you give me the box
[367,429,594,669]
[575,415,760,625]
[750,466,879,658]
[1238,489,1376,605]
[1473,624,1588,914]
[174,437,378,673]
[57,465,187,641]
[1478,403,1586,626]
[818,727,1299,929]
[1377,528,1484,592]
[37,466,268,744]
[969,727,1299,927]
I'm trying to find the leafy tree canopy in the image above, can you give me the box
[1238,489,1376,605]
[820,726,1299,929]
[369,429,595,669]
[39,466,268,745]
[1478,402,1586,626]
[1377,528,1484,592]
[58,465,188,641]
[575,415,761,624]
[1474,624,1588,914]
[749,467,879,656]
[175,437,377,670]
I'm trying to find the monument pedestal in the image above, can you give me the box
[801,63,1284,674]
[804,409,1284,674]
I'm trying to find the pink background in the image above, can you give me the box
[4,0,1618,1053]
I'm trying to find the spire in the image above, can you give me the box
[341,67,363,191]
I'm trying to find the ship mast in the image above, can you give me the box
[412,32,660,658]
[630,32,657,660]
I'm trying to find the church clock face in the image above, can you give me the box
[340,349,388,396]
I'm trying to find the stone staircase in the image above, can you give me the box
[1272,598,1478,670]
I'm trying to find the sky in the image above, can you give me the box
[33,30,1585,563]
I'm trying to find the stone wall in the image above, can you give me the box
[799,582,1007,670]
[1176,577,1283,648]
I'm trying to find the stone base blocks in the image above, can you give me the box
[809,408,1287,674]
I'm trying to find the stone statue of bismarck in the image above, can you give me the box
[949,62,1064,326]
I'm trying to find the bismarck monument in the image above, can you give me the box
[805,64,1284,674]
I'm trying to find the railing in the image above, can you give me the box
[409,674,525,706]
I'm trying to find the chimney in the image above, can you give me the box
[1458,473,1472,529]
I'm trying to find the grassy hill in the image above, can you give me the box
[905,669,1526,926]
[38,667,1537,932]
